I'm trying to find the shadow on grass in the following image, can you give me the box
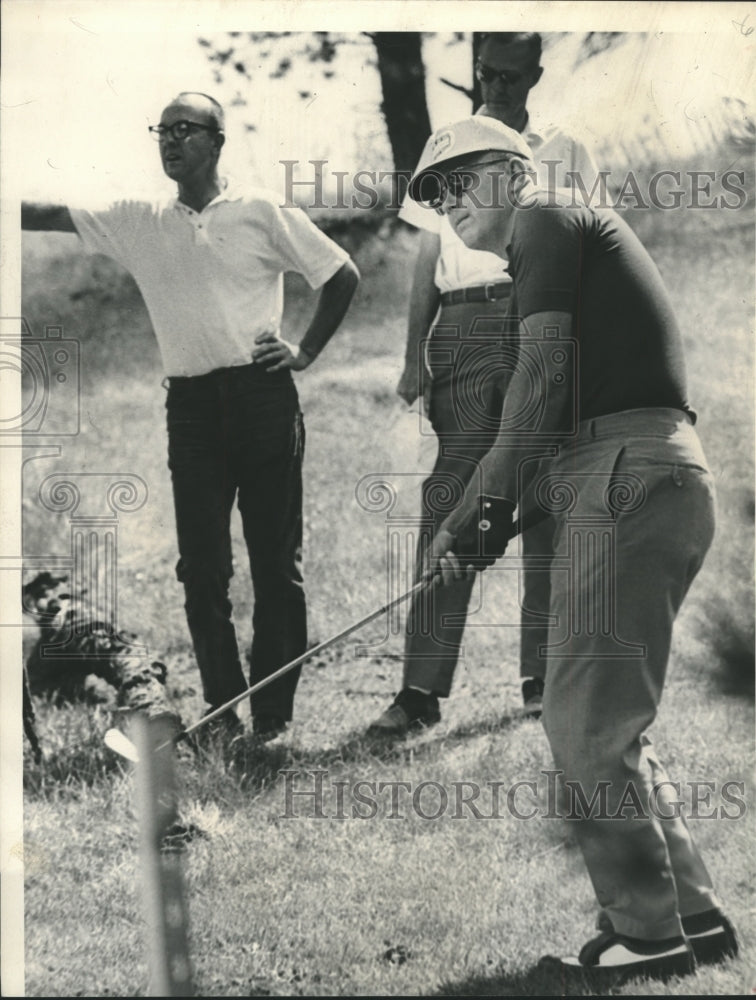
[714,634,755,698]
[23,702,531,802]
[215,709,531,795]
[352,708,536,764]
[706,601,755,699]
[435,961,579,997]
[434,958,687,997]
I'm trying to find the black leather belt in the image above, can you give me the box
[440,281,512,306]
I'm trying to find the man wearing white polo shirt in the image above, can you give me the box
[368,33,598,736]
[23,92,359,741]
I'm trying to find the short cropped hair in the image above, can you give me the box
[479,33,542,66]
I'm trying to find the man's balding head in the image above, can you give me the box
[157,92,226,187]
[163,92,226,132]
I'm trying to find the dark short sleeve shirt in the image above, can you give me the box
[506,190,693,422]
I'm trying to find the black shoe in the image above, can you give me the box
[682,909,739,965]
[544,929,695,986]
[253,713,287,742]
[521,677,544,718]
[366,688,441,737]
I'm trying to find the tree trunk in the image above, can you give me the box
[472,32,484,112]
[372,33,432,173]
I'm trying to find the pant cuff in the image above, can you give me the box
[677,890,720,920]
[403,661,454,697]
[600,907,684,942]
[519,665,546,681]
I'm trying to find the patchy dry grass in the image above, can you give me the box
[18,200,755,996]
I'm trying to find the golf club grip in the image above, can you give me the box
[511,506,550,538]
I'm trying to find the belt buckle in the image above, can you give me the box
[484,282,497,302]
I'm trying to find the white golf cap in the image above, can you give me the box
[408,115,534,204]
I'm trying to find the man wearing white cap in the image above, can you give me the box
[403,114,738,983]
[369,33,599,736]
[22,92,360,742]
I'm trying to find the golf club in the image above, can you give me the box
[105,578,428,762]
[104,509,543,762]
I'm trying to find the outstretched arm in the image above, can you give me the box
[21,202,76,232]
[252,259,360,372]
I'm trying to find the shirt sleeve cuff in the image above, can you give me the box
[304,248,350,289]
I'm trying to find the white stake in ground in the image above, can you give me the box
[133,714,194,997]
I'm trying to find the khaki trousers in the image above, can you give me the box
[540,407,719,939]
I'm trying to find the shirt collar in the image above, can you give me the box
[213,176,243,204]
[521,111,551,150]
[472,104,550,152]
[172,176,242,214]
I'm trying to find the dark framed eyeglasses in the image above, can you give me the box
[423,156,513,212]
[475,61,527,87]
[148,120,219,142]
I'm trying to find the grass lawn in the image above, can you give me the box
[17,195,755,996]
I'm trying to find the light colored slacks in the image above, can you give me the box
[540,407,719,939]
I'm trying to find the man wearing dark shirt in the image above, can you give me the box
[367,32,600,736]
[506,194,693,420]
[406,116,738,984]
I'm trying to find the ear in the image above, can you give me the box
[529,65,544,88]
[214,132,226,155]
[505,157,535,201]
[506,156,529,180]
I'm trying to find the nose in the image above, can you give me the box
[439,184,461,215]
[486,76,511,97]
[160,132,180,152]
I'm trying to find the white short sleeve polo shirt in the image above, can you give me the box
[71,182,349,376]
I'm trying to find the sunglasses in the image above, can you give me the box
[423,156,513,211]
[149,120,220,142]
[475,61,527,87]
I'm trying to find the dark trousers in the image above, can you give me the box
[403,301,511,693]
[166,362,306,720]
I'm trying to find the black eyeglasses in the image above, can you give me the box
[475,61,527,87]
[424,156,513,212]
[148,120,219,142]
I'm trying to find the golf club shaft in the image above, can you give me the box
[156,510,541,751]
[173,578,429,745]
